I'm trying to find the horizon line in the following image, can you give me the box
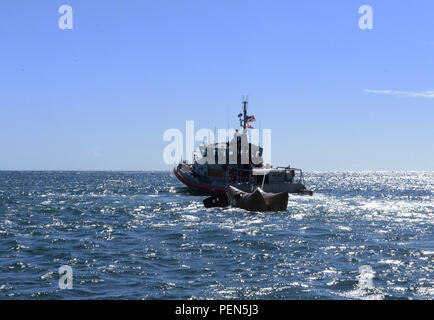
[0,169,432,172]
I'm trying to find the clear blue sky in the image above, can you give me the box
[1,0,433,171]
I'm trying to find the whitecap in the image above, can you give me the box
[379,259,403,266]
[40,271,54,280]
[181,214,200,221]
[336,226,352,231]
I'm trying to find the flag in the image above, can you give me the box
[246,115,256,122]
[246,124,254,129]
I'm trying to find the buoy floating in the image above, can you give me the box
[203,186,289,212]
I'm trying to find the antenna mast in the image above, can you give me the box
[239,96,248,129]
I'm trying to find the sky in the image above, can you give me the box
[0,0,433,171]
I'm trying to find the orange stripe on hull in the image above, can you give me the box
[173,166,226,194]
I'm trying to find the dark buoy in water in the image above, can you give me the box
[203,194,229,208]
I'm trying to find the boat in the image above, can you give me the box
[174,99,313,196]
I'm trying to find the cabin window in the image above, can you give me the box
[255,175,269,184]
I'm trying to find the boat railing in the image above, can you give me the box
[228,166,306,185]
[276,167,305,184]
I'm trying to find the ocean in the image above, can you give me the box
[0,171,432,299]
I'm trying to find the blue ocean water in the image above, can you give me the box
[0,171,433,299]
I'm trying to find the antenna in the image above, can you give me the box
[242,97,248,129]
[238,96,249,129]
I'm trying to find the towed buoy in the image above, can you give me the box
[203,186,289,212]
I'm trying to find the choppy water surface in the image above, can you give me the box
[0,171,433,299]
